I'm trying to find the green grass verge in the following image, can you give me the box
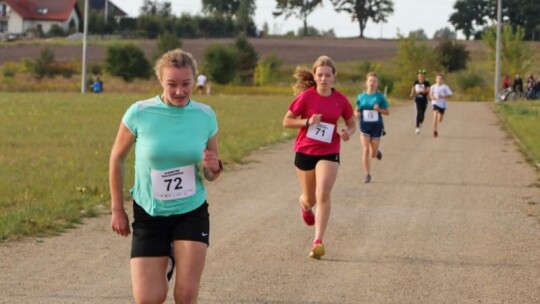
[0,92,294,241]
[494,100,540,167]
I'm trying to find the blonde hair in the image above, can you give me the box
[366,72,378,79]
[154,49,198,82]
[293,55,337,95]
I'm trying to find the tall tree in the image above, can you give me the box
[330,0,394,38]
[433,27,457,40]
[236,0,257,34]
[140,0,172,17]
[448,0,494,40]
[202,0,241,18]
[483,24,532,79]
[273,0,323,37]
[203,0,256,35]
[449,0,540,40]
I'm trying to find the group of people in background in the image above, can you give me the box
[108,48,454,303]
[501,73,540,101]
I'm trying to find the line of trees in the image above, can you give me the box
[74,0,540,40]
[449,0,540,40]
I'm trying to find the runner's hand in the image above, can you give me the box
[340,128,350,141]
[203,149,220,173]
[111,209,130,237]
[310,114,322,125]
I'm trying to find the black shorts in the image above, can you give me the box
[433,105,446,114]
[294,152,340,171]
[131,200,210,258]
[360,122,384,140]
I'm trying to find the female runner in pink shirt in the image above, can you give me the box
[283,55,356,259]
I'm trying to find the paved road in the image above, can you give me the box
[1,102,539,304]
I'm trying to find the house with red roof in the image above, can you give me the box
[0,0,81,37]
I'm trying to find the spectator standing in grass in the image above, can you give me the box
[196,73,207,95]
[282,55,356,259]
[354,72,389,183]
[526,74,536,99]
[410,69,430,134]
[109,49,222,304]
[429,73,453,138]
[513,74,523,99]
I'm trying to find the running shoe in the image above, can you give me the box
[363,174,372,183]
[300,204,315,226]
[166,246,175,281]
[415,127,420,134]
[310,240,325,259]
[376,150,383,160]
[434,130,438,138]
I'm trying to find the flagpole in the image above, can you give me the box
[81,0,89,93]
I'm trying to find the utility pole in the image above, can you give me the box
[494,0,502,102]
[81,0,89,93]
[104,0,108,23]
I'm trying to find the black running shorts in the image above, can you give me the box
[433,104,446,114]
[294,152,340,171]
[131,200,210,258]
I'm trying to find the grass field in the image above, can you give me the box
[0,92,295,241]
[1,92,538,242]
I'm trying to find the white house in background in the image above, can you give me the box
[0,0,81,37]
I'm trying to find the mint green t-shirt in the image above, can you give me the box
[122,96,218,216]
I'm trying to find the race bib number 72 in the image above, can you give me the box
[306,122,335,143]
[151,165,196,200]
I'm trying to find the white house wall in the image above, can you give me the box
[23,20,62,33]
[7,9,22,33]
[66,9,79,31]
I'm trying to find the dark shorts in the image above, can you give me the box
[294,152,340,171]
[360,122,384,140]
[433,105,446,114]
[131,200,210,258]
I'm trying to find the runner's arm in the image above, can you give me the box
[109,122,135,237]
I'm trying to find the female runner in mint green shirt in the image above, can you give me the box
[109,49,222,304]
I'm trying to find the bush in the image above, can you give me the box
[455,71,485,91]
[155,32,182,61]
[47,24,65,37]
[435,39,470,72]
[2,61,18,77]
[203,45,238,85]
[105,43,152,82]
[234,35,258,84]
[254,54,282,86]
[33,47,55,79]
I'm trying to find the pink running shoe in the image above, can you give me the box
[310,239,325,259]
[300,205,315,226]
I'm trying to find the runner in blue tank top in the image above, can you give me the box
[355,72,389,183]
[109,49,222,303]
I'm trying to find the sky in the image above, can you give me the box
[114,0,459,39]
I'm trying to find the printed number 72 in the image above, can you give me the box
[164,177,183,191]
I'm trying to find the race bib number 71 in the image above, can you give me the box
[151,165,196,200]
[306,122,335,143]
